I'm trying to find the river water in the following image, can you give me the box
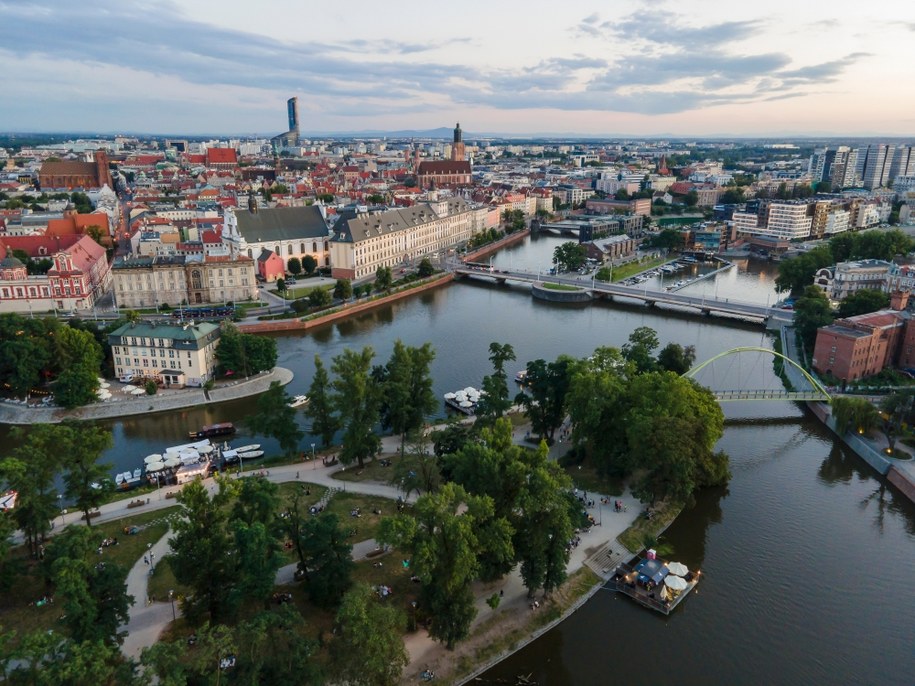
[6,234,914,683]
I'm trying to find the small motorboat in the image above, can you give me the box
[237,450,264,459]
[233,444,261,454]
[288,395,309,408]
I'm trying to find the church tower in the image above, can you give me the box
[451,122,466,162]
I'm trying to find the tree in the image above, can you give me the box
[513,443,574,597]
[287,256,302,276]
[305,355,340,447]
[54,364,101,409]
[215,323,277,377]
[0,512,18,593]
[4,633,139,686]
[331,584,408,686]
[657,342,697,375]
[648,228,681,250]
[516,357,575,443]
[1,425,64,557]
[552,241,587,272]
[333,278,353,301]
[379,483,483,649]
[169,480,235,624]
[60,421,114,526]
[244,381,303,458]
[417,257,435,277]
[622,326,660,374]
[837,289,890,319]
[878,391,915,454]
[684,190,699,207]
[302,255,318,275]
[374,266,393,292]
[831,396,881,435]
[814,180,833,194]
[308,287,331,309]
[44,526,133,644]
[614,189,629,200]
[331,347,381,468]
[794,286,834,352]
[288,507,354,608]
[276,277,287,295]
[229,515,283,612]
[53,326,103,408]
[622,372,727,502]
[719,187,745,204]
[379,341,437,457]
[475,342,516,424]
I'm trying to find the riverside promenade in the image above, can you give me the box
[780,325,915,503]
[0,366,293,425]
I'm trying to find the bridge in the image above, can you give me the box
[453,264,788,325]
[683,346,831,402]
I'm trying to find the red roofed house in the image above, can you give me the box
[205,148,238,171]
[256,248,285,282]
[46,211,113,247]
[0,234,111,314]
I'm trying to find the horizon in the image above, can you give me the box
[2,1,914,137]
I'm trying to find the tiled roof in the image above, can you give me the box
[234,206,329,242]
[333,199,469,244]
[417,161,472,175]
[206,148,238,165]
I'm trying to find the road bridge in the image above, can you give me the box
[453,265,787,325]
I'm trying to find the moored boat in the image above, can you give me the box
[188,422,236,440]
[233,444,261,453]
[288,395,309,408]
[237,449,264,459]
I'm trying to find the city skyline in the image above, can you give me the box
[1,0,914,137]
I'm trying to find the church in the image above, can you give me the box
[416,123,472,189]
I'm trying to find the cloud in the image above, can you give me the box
[0,1,878,127]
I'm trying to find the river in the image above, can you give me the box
[6,234,915,683]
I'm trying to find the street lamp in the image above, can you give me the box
[57,494,64,526]
[311,443,316,469]
[169,589,176,622]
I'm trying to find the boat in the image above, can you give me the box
[188,422,236,440]
[288,395,309,408]
[115,469,144,491]
[0,490,17,511]
[515,370,528,384]
[233,444,261,453]
[237,450,264,459]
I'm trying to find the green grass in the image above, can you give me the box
[617,498,683,553]
[541,282,581,291]
[603,256,668,282]
[331,455,403,484]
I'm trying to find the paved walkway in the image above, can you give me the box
[0,367,293,425]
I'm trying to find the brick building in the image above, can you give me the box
[39,151,113,190]
[812,294,915,381]
[416,160,472,189]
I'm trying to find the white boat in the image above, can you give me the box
[515,370,528,383]
[237,450,264,459]
[222,449,239,463]
[288,394,309,408]
[233,444,261,453]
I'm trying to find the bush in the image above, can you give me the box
[145,380,158,395]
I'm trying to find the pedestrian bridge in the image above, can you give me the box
[684,346,831,403]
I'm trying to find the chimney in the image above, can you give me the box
[890,291,909,311]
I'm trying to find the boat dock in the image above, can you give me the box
[607,556,701,615]
[443,386,482,415]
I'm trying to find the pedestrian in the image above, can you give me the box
[144,555,149,565]
[296,471,299,479]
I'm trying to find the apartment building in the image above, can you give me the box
[330,198,473,280]
[813,259,892,300]
[109,320,221,387]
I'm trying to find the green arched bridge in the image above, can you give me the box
[684,346,831,402]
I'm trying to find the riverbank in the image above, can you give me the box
[462,229,530,262]
[0,367,293,425]
[237,274,454,333]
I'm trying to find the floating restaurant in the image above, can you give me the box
[609,550,701,615]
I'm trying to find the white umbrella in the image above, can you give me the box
[667,561,689,577]
[146,461,166,472]
[163,456,182,468]
[144,454,163,464]
[459,400,473,408]
[443,392,456,400]
[664,575,688,591]
[131,387,146,395]
[99,382,110,389]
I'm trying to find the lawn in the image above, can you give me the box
[605,256,668,282]
[616,498,683,554]
[541,282,581,291]
[0,507,177,640]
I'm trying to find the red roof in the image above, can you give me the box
[206,148,238,166]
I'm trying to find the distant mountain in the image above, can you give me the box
[306,127,457,139]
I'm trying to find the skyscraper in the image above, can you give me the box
[287,97,300,137]
[861,144,895,189]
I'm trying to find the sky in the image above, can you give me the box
[1,0,914,137]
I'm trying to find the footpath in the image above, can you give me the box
[781,325,915,503]
[100,426,640,682]
[0,367,293,425]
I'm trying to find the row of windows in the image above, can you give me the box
[117,358,184,370]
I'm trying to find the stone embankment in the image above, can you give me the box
[0,367,293,425]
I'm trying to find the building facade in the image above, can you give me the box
[813,259,892,300]
[109,321,221,387]
[111,254,257,308]
[330,198,473,280]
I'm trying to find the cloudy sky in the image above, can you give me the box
[1,0,913,137]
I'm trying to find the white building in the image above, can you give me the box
[109,320,221,387]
